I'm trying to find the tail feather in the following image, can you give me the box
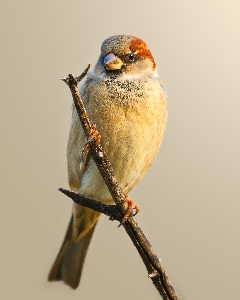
[48,207,100,289]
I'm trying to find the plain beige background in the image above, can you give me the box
[1,1,240,299]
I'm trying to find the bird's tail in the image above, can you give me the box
[48,205,101,289]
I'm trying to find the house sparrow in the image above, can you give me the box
[48,35,168,289]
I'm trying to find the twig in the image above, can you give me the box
[60,66,179,300]
[59,188,122,221]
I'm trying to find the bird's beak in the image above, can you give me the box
[104,53,123,70]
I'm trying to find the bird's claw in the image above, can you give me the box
[82,125,101,154]
[118,195,140,227]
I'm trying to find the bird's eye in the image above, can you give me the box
[129,53,134,59]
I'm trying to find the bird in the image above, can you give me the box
[48,34,168,289]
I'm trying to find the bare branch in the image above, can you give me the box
[60,67,180,300]
[59,188,122,221]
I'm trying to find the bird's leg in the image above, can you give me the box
[80,149,91,172]
[81,125,101,172]
[119,194,140,226]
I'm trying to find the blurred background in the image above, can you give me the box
[1,1,240,299]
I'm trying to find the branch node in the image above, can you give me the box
[97,151,104,158]
[148,270,160,278]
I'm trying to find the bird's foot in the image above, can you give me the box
[118,195,140,227]
[82,124,101,154]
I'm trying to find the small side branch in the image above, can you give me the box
[59,188,122,221]
[60,67,179,300]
